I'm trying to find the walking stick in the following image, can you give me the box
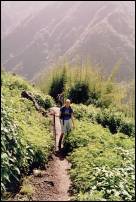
[53,113,56,152]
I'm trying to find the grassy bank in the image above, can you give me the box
[1,71,54,198]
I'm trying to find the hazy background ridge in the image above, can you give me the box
[1,1,135,81]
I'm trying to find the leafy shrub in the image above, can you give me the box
[69,148,135,201]
[64,120,135,201]
[68,82,90,104]
[86,97,103,108]
[49,77,64,100]
[71,104,89,120]
[96,107,135,136]
[1,100,23,194]
[34,94,45,108]
[71,103,100,122]
[72,104,135,136]
[96,108,123,133]
[44,95,55,109]
[1,98,35,195]
[64,121,135,152]
[1,72,53,198]
[34,94,54,109]
[49,68,67,101]
[1,71,32,91]
[120,119,135,137]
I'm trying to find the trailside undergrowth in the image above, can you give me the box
[64,121,135,201]
[1,71,54,199]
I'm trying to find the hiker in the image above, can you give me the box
[58,99,75,150]
[56,92,64,107]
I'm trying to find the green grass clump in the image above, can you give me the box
[1,71,54,197]
[20,178,34,196]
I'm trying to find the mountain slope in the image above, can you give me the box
[2,1,135,81]
[1,70,54,197]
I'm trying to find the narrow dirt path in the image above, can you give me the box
[30,107,72,201]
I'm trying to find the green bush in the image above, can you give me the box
[68,82,90,104]
[69,147,135,201]
[44,95,55,109]
[49,68,67,101]
[120,119,135,137]
[96,107,135,136]
[72,104,135,136]
[1,98,35,194]
[64,121,135,152]
[1,72,33,91]
[34,94,45,108]
[1,100,24,194]
[64,120,135,201]
[1,72,53,198]
[72,103,100,122]
[96,108,123,133]
[34,94,55,109]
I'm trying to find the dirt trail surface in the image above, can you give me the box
[30,106,72,201]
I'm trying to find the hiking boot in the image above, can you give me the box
[58,138,62,149]
[58,144,61,151]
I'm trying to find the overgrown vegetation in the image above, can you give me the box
[1,71,54,199]
[64,121,135,201]
[49,67,67,102]
[72,104,135,136]
[37,63,135,201]
[37,62,135,118]
[1,63,135,201]
[69,82,90,104]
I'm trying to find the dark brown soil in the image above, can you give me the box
[30,151,71,201]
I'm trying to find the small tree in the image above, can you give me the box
[68,82,90,104]
[49,67,67,101]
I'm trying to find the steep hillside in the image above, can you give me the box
[1,71,54,198]
[2,1,135,81]
[1,1,49,38]
[1,70,135,201]
[64,119,135,201]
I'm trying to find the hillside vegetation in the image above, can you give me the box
[38,64,135,201]
[38,63,135,118]
[1,71,54,199]
[1,67,135,201]
[64,120,135,201]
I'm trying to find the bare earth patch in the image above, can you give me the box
[31,107,72,201]
[30,152,71,201]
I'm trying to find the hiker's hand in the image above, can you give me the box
[48,110,55,115]
[51,111,59,117]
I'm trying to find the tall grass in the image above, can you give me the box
[37,62,102,94]
[37,62,135,118]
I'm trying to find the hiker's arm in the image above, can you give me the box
[59,111,62,118]
[71,113,75,128]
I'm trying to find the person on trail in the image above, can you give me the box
[58,99,75,150]
[56,92,64,107]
